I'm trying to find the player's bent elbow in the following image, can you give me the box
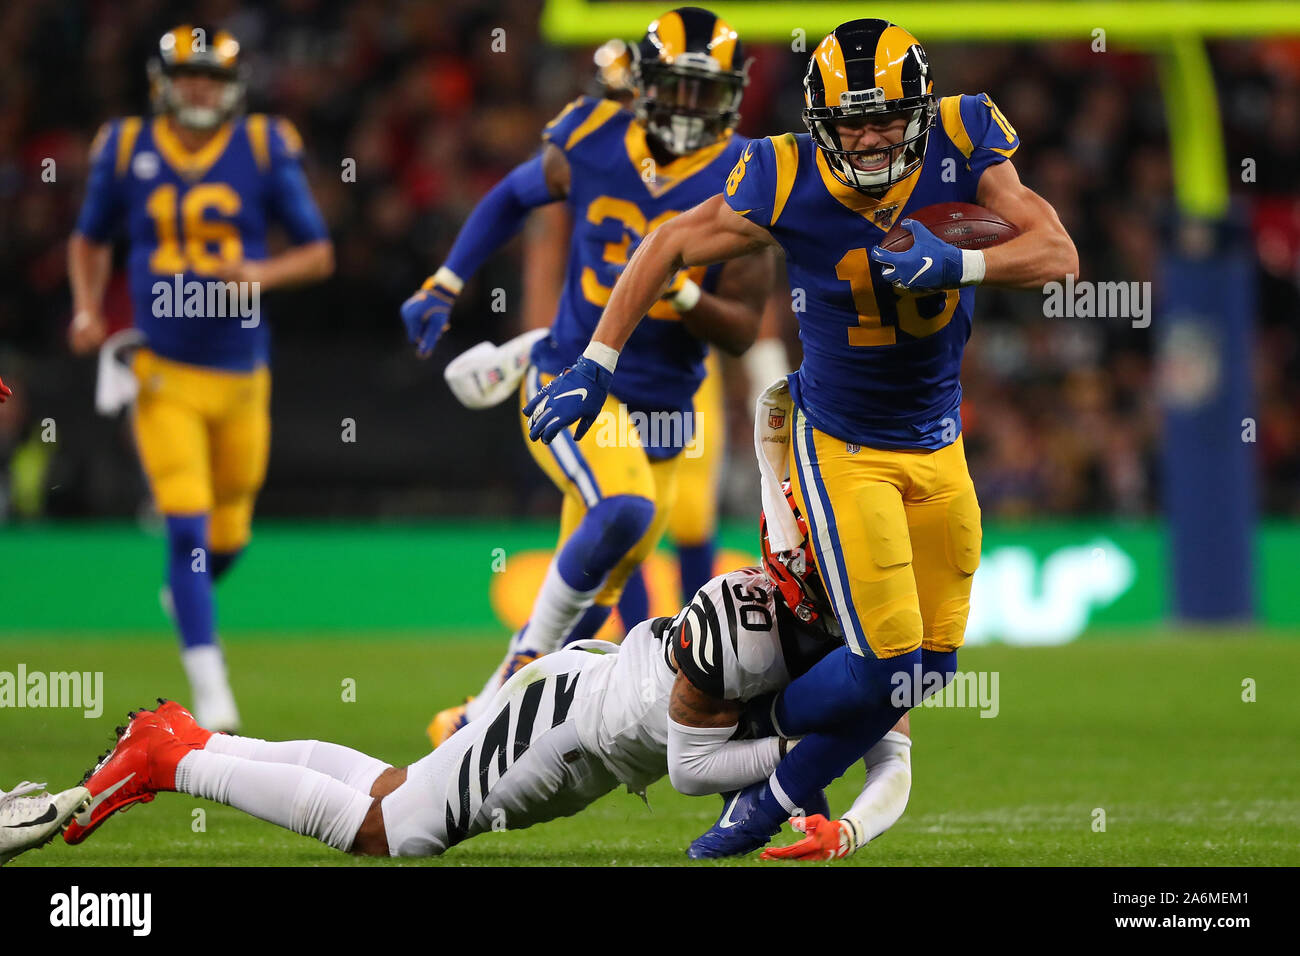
[313,240,336,280]
[668,760,715,798]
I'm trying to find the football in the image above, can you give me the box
[880,202,1020,252]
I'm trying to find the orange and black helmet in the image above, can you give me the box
[633,7,748,155]
[148,25,246,130]
[803,19,936,193]
[760,482,834,626]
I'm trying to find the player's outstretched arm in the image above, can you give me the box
[401,145,570,357]
[67,232,112,354]
[524,195,774,443]
[974,159,1079,289]
[666,667,791,798]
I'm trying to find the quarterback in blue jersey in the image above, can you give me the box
[68,26,333,731]
[402,7,773,744]
[527,18,1078,856]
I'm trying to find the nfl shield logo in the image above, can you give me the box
[873,205,898,228]
[846,443,860,454]
[768,409,785,430]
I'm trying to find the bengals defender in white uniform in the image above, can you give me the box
[53,514,911,861]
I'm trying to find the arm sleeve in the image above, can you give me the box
[74,122,125,241]
[267,118,329,244]
[667,719,782,797]
[442,154,557,282]
[722,137,777,228]
[958,92,1020,179]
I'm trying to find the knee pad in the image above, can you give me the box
[585,495,655,569]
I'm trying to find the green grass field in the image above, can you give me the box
[3,630,1298,866]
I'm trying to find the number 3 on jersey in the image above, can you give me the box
[836,247,959,346]
[146,182,243,275]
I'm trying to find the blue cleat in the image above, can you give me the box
[686,782,781,859]
[687,783,831,860]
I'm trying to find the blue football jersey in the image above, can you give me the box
[75,114,329,371]
[531,96,748,432]
[724,92,1020,449]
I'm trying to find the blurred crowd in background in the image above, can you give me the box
[1,0,1298,521]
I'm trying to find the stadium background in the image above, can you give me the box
[3,0,1299,638]
[1,0,1299,868]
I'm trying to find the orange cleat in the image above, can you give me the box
[759,814,857,862]
[427,699,472,749]
[151,697,216,748]
[500,649,540,683]
[62,710,190,846]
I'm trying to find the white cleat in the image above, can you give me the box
[0,782,91,865]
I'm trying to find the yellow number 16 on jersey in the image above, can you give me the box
[146,182,243,275]
[836,247,959,346]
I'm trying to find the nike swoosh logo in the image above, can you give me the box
[907,257,933,285]
[74,774,134,826]
[718,791,743,829]
[3,804,57,828]
[555,388,588,403]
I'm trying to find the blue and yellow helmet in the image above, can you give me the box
[803,19,937,194]
[633,7,749,155]
[148,25,246,130]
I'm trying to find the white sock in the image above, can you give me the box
[522,560,601,655]
[203,735,390,795]
[180,644,240,730]
[842,731,913,846]
[175,751,373,852]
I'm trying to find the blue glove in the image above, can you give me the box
[869,220,964,291]
[523,357,612,444]
[400,276,457,357]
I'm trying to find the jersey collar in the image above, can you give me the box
[151,117,235,182]
[624,123,734,199]
[813,146,921,232]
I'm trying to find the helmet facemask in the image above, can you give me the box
[805,88,937,194]
[635,52,746,156]
[150,65,244,130]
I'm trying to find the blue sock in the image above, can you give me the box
[209,548,243,583]
[676,539,715,601]
[775,646,922,737]
[563,604,614,645]
[554,495,655,591]
[166,514,214,649]
[617,566,650,630]
[753,647,960,829]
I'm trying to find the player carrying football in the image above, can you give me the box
[67,26,334,731]
[400,8,773,742]
[526,18,1078,856]
[33,497,909,861]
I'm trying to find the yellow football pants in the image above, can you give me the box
[520,367,681,606]
[788,405,982,659]
[131,349,270,552]
[667,348,723,548]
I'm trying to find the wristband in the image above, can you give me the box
[430,266,464,295]
[669,277,702,313]
[960,249,986,286]
[582,340,620,374]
